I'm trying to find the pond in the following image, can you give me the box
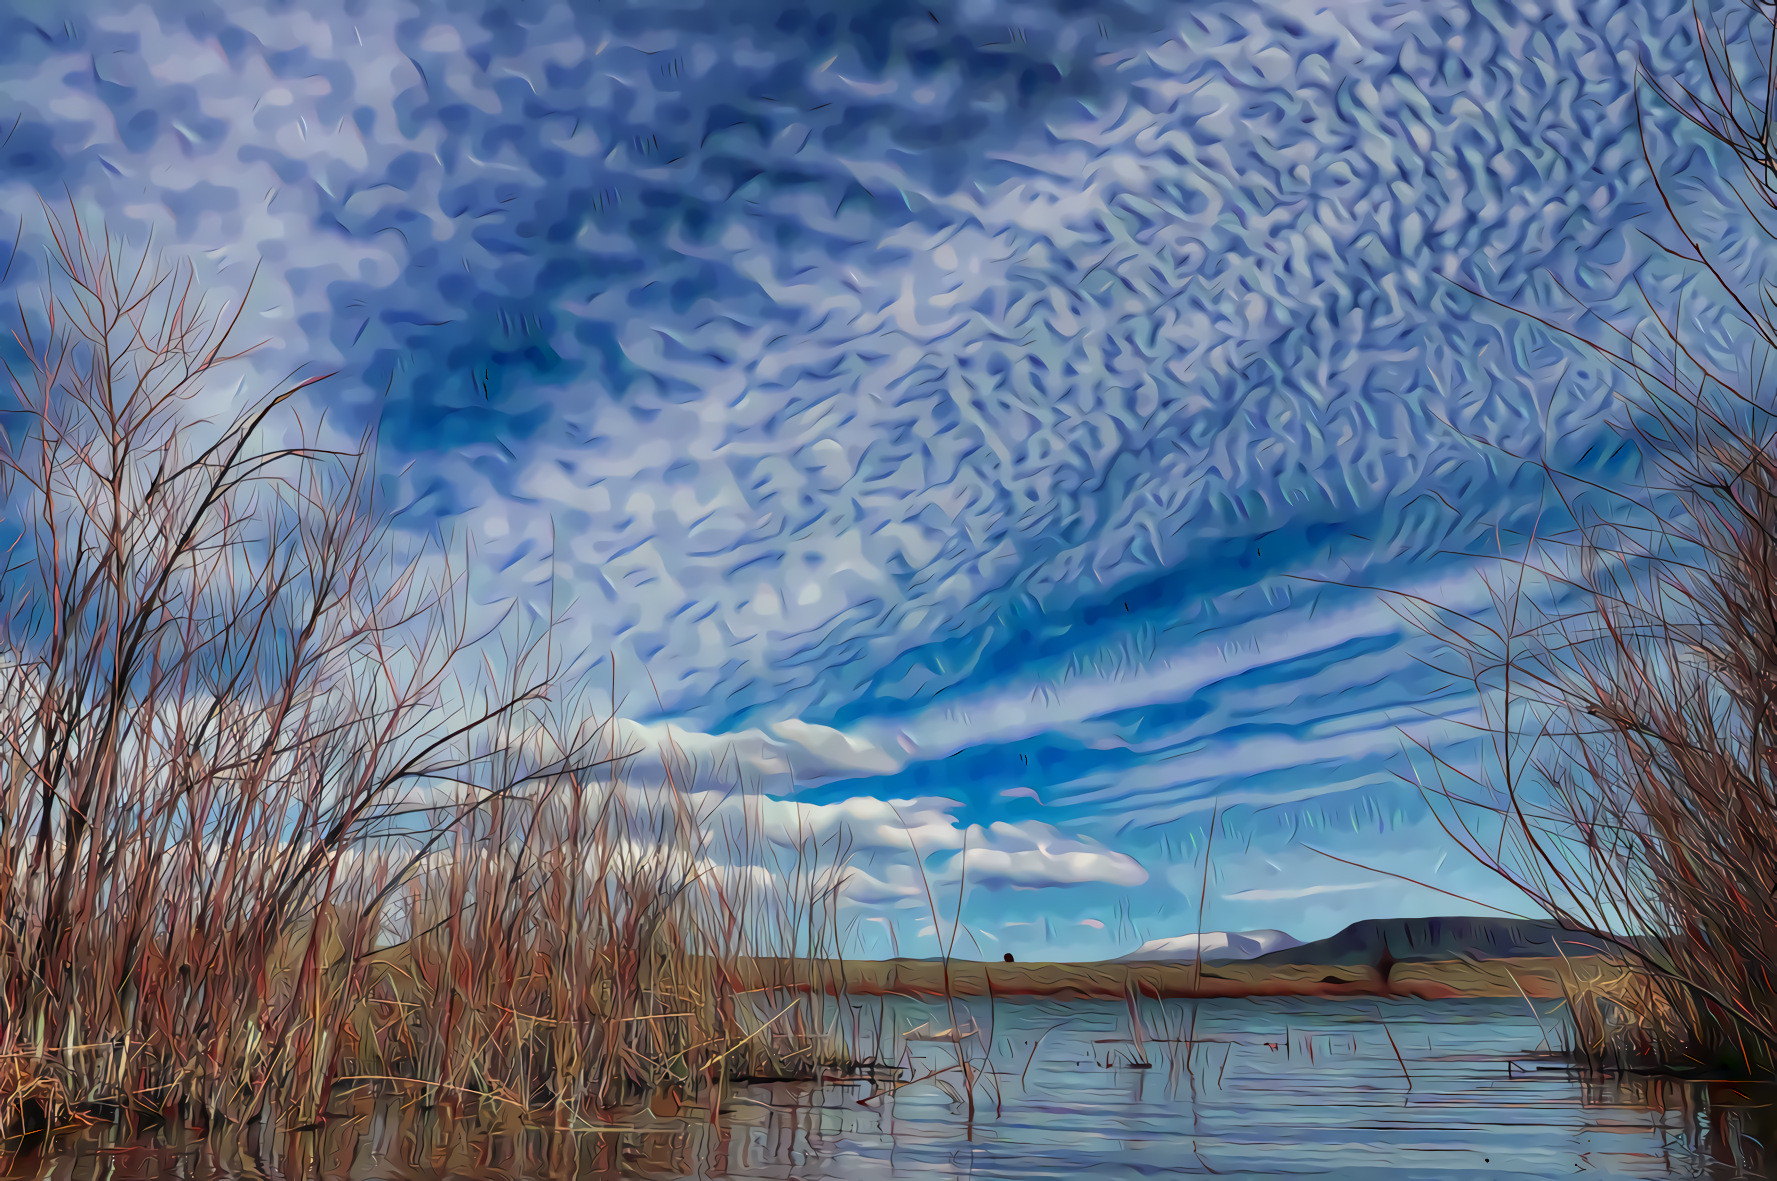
[9,997,1773,1180]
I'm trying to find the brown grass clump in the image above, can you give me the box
[1556,961,1705,1072]
[0,211,855,1143]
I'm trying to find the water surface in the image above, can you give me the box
[12,998,1774,1181]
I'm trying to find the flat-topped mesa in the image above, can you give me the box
[1110,917,1627,969]
[1243,917,1623,967]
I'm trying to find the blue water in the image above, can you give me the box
[22,997,1773,1180]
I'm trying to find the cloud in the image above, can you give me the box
[602,717,902,790]
[1223,882,1382,903]
[1045,699,1482,820]
[707,792,971,855]
[835,867,924,907]
[881,568,1496,765]
[767,719,903,778]
[945,821,1147,890]
[0,0,1676,737]
[679,791,1148,900]
[0,0,1717,959]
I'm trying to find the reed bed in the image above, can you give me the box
[1399,0,1777,1077]
[0,211,857,1142]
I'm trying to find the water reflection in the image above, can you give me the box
[7,998,1774,1180]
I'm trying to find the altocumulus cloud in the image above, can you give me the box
[0,0,1744,955]
[0,0,1685,726]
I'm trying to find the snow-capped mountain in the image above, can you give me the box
[1117,929,1304,963]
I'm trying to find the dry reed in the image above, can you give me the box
[0,210,856,1142]
[1396,0,1777,1076]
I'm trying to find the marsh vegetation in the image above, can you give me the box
[1398,0,1777,1079]
[4,997,1770,1181]
[0,212,859,1141]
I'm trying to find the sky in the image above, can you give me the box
[0,0,1739,958]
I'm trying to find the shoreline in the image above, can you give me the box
[742,956,1593,1000]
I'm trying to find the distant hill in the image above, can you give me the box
[1117,929,1302,963]
[1247,916,1622,966]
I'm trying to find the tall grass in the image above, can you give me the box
[0,212,854,1140]
[1398,0,1777,1076]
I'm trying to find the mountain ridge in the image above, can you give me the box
[1115,916,1622,966]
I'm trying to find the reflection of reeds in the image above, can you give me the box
[0,214,855,1144]
[30,1086,765,1181]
